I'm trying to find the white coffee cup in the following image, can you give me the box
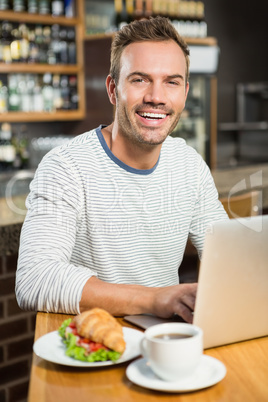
[140,322,203,381]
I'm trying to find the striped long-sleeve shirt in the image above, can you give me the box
[16,125,228,314]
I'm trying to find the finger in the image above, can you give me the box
[176,304,194,324]
[182,292,196,312]
[184,282,198,296]
[180,283,197,311]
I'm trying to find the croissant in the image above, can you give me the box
[73,308,126,354]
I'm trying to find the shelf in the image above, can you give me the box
[0,10,81,26]
[84,33,217,46]
[184,37,217,46]
[0,2,86,123]
[0,110,85,122]
[218,122,268,132]
[0,63,81,74]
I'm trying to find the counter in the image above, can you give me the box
[212,163,268,207]
[1,164,268,256]
[0,194,27,256]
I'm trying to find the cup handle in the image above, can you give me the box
[140,337,147,357]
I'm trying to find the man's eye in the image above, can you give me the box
[169,81,179,86]
[133,78,144,83]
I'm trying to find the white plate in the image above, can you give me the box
[126,356,226,393]
[33,327,143,367]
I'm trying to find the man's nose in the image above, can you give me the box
[143,82,166,105]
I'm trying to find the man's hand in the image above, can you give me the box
[80,277,197,324]
[151,283,198,323]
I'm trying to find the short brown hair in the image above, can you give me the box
[110,16,190,84]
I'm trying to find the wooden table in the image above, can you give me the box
[28,312,268,402]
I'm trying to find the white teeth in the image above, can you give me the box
[139,112,167,119]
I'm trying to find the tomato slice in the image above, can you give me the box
[68,322,108,351]
[89,342,107,352]
[81,338,91,344]
[68,322,79,336]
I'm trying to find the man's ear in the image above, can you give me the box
[185,81,189,101]
[106,75,117,106]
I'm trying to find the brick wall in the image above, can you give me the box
[0,253,36,402]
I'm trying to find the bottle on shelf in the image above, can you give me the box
[18,128,30,169]
[10,25,22,63]
[1,20,77,65]
[69,75,78,110]
[39,0,51,15]
[18,75,28,111]
[8,74,21,111]
[47,39,56,65]
[60,74,70,109]
[52,0,64,16]
[43,25,52,62]
[0,0,10,10]
[19,74,35,112]
[19,24,30,63]
[35,25,47,64]
[0,25,3,63]
[59,26,68,64]
[0,122,16,171]
[125,0,134,23]
[42,25,52,64]
[13,0,26,12]
[34,25,44,63]
[2,72,79,112]
[172,0,207,38]
[144,0,153,18]
[13,124,30,169]
[42,72,54,112]
[1,21,13,64]
[32,76,44,111]
[166,0,176,21]
[52,73,63,109]
[134,0,144,20]
[67,27,76,64]
[28,29,39,63]
[0,80,8,113]
[109,0,207,38]
[64,0,75,17]
[51,24,62,64]
[114,0,124,30]
[120,0,129,27]
[159,0,168,18]
[28,0,38,13]
[152,0,161,18]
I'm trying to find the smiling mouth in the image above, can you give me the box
[137,111,168,120]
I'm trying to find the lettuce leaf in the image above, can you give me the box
[58,318,72,338]
[59,324,121,362]
[64,333,121,362]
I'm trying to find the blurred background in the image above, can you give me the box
[0,0,267,400]
[0,0,267,172]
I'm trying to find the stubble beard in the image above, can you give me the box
[116,99,182,148]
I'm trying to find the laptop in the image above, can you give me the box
[124,215,268,349]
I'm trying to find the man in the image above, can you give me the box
[16,17,227,323]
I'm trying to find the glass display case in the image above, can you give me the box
[171,74,217,168]
[171,44,219,168]
[171,75,208,162]
[218,82,268,167]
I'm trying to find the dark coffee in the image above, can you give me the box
[153,333,193,340]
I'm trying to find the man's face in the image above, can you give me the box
[112,40,189,148]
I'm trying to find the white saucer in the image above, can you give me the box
[126,355,226,393]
